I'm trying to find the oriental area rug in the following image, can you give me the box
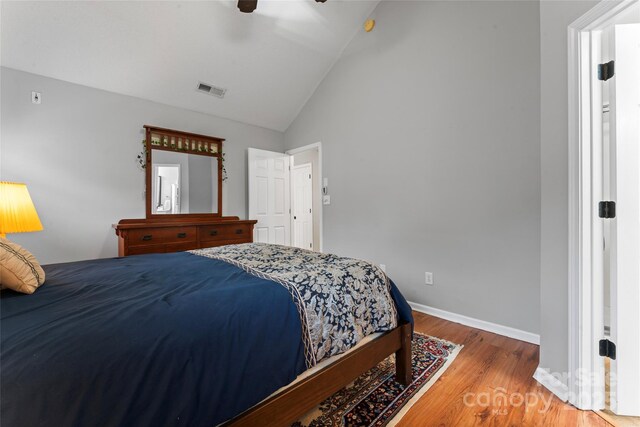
[292,333,462,427]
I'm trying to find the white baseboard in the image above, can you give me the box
[533,366,570,402]
[407,301,540,345]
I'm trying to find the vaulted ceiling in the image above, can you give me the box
[1,1,379,131]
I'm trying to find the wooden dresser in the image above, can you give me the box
[113,217,257,257]
[115,126,258,257]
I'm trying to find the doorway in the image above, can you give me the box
[568,0,639,418]
[247,143,323,251]
[153,164,181,214]
[599,18,640,424]
[287,143,322,252]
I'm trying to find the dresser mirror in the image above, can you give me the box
[145,125,223,219]
[151,151,218,215]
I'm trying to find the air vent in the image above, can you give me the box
[196,81,227,98]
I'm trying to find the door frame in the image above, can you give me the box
[286,142,323,252]
[290,162,313,250]
[567,0,638,411]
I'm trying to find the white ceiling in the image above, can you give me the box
[1,0,379,131]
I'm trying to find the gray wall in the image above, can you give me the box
[539,0,598,377]
[285,1,541,334]
[1,67,284,264]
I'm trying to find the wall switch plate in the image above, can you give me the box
[379,264,386,273]
[323,195,331,205]
[425,272,434,285]
[31,91,42,104]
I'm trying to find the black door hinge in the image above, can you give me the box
[599,339,616,359]
[599,201,616,218]
[598,61,615,81]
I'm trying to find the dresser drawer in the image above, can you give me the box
[199,224,252,243]
[128,226,197,247]
[126,242,198,256]
[115,218,256,257]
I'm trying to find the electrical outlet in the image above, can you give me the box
[379,264,386,273]
[425,272,434,285]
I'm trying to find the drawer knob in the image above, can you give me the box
[235,229,243,234]
[142,235,152,241]
[209,230,218,236]
[177,233,187,238]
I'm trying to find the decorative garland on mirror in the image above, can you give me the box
[136,139,146,170]
[136,139,228,181]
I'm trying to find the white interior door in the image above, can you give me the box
[291,163,313,250]
[248,148,290,245]
[607,22,640,417]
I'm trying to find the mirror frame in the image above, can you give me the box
[144,125,223,219]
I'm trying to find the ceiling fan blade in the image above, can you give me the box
[238,0,257,13]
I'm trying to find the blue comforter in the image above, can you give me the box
[1,252,412,427]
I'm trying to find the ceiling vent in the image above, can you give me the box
[196,81,227,98]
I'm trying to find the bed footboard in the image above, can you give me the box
[225,322,413,427]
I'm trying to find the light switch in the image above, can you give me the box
[31,91,42,104]
[323,195,331,205]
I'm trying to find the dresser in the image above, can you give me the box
[115,126,259,257]
[114,217,257,257]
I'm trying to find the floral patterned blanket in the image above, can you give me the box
[190,243,398,368]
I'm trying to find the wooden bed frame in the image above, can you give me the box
[224,322,412,426]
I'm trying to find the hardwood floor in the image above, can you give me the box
[596,358,640,426]
[398,311,611,426]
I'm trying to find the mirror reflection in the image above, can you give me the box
[151,150,218,215]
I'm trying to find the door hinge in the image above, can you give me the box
[309,174,311,179]
[599,339,616,359]
[599,201,616,219]
[598,60,615,81]
[309,208,311,213]
[309,243,312,249]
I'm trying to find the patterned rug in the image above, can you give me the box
[292,333,462,427]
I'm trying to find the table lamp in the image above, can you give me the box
[0,182,43,238]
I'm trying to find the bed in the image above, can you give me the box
[1,243,413,426]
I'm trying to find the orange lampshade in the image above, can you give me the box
[0,182,43,238]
